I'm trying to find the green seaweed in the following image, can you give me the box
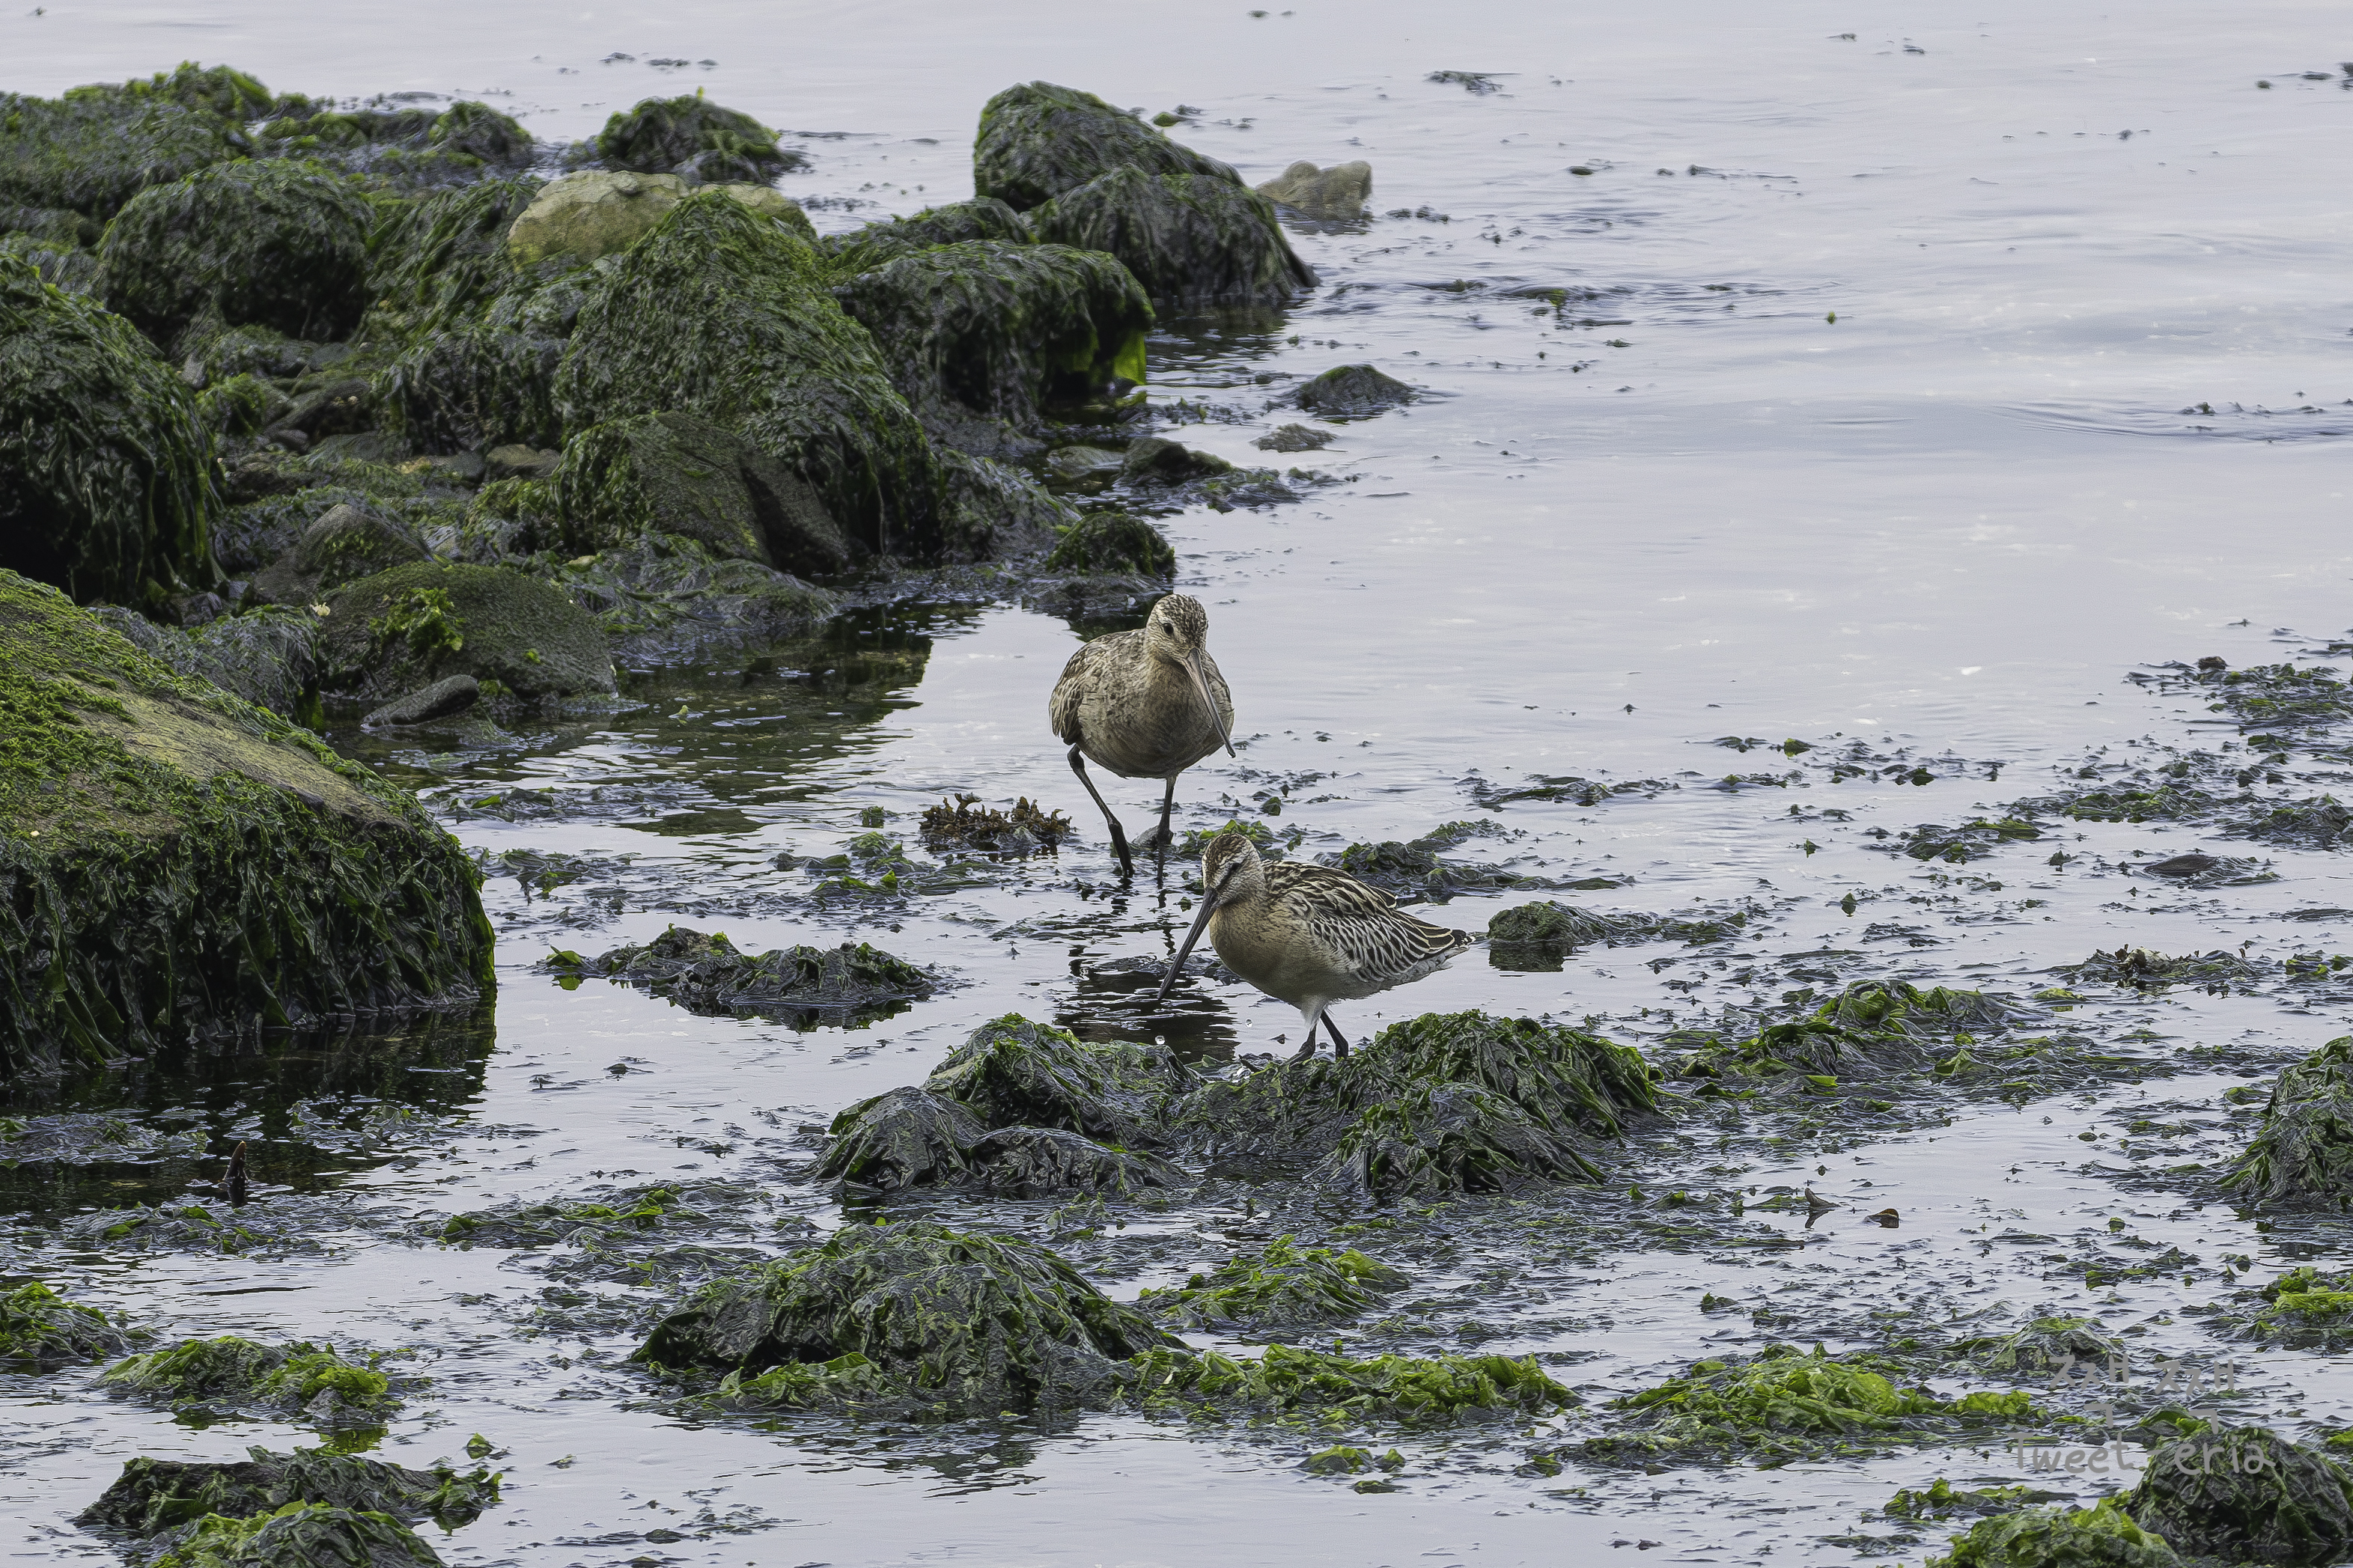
[597,94,799,183]
[140,1501,443,1568]
[79,1446,499,1537]
[1668,978,2016,1087]
[101,1336,401,1423]
[1040,512,1175,578]
[2221,1035,2353,1206]
[1325,1084,1598,1195]
[1128,1342,1574,1423]
[553,411,853,574]
[0,1280,144,1365]
[317,561,612,701]
[0,85,246,219]
[972,81,1242,213]
[1929,1498,2180,1567]
[2126,1426,2353,1567]
[821,198,1032,273]
[924,1013,1193,1145]
[1030,165,1317,308]
[1139,1235,1406,1330]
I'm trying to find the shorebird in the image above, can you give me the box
[1155,831,1474,1060]
[1048,592,1235,877]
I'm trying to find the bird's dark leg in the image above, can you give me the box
[1323,1013,1351,1059]
[1067,745,1133,877]
[1139,775,1178,855]
[1290,1014,1323,1064]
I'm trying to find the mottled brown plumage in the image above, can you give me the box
[1157,832,1473,1060]
[1049,592,1234,876]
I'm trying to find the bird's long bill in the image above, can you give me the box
[1154,891,1221,1007]
[1187,652,1235,757]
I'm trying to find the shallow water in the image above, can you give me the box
[9,2,2353,1563]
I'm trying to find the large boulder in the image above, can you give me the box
[1255,159,1372,219]
[248,504,429,607]
[596,94,803,185]
[317,561,614,703]
[0,257,216,605]
[97,161,374,347]
[502,171,812,267]
[1029,167,1317,308]
[0,81,248,219]
[552,412,852,575]
[554,192,945,557]
[0,572,493,1079]
[831,240,1151,435]
[973,82,1241,212]
[2223,1036,2353,1206]
[821,198,1032,273]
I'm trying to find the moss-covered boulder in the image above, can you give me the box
[925,1013,1194,1146]
[100,1335,401,1426]
[553,192,945,557]
[632,1220,1181,1413]
[79,1446,498,1538]
[832,241,1151,434]
[97,161,374,347]
[1929,1498,2180,1567]
[2127,1427,2353,1566]
[1139,1236,1405,1331]
[502,171,810,266]
[0,573,491,1078]
[966,1126,1187,1198]
[821,198,1032,273]
[597,94,800,184]
[2223,1036,2353,1206]
[972,82,1241,213]
[133,1501,445,1568]
[0,1280,144,1365]
[316,561,613,702]
[377,322,564,456]
[0,258,216,606]
[1030,166,1317,308]
[0,85,247,219]
[553,412,852,574]
[92,605,322,724]
[1040,512,1174,578]
[248,504,427,606]
[532,531,838,665]
[940,451,1076,561]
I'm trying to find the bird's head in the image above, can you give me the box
[1143,592,1211,662]
[1199,829,1265,909]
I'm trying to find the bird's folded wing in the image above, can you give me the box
[1267,861,1398,914]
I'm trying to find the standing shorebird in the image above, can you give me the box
[1048,592,1235,877]
[1155,831,1473,1060]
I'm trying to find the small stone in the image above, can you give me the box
[362,674,482,728]
[1252,423,1333,453]
[1255,159,1373,219]
[1121,436,1233,481]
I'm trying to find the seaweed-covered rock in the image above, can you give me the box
[1324,1085,1595,1196]
[1669,978,2017,1087]
[1321,821,1550,903]
[136,1501,444,1568]
[1488,900,1632,959]
[553,412,851,573]
[316,561,614,702]
[1129,1342,1573,1422]
[0,1280,142,1365]
[0,85,246,219]
[366,178,542,336]
[1039,512,1174,578]
[2126,1427,2353,1567]
[0,573,492,1078]
[596,95,801,185]
[554,925,931,1020]
[2222,1036,2353,1206]
[100,1336,401,1426]
[817,1086,987,1189]
[972,82,1242,213]
[821,198,1032,273]
[249,505,427,606]
[1121,435,1233,482]
[362,675,478,728]
[502,171,810,266]
[79,1447,498,1537]
[1139,1236,1405,1331]
[1296,363,1416,416]
[1254,422,1332,453]
[966,1126,1187,1198]
[533,530,838,665]
[939,449,1078,559]
[98,161,374,347]
[377,322,564,456]
[1971,1315,2127,1379]
[1929,1498,2181,1568]
[0,258,216,605]
[1255,159,1372,219]
[553,192,945,557]
[90,604,320,723]
[925,1013,1193,1145]
[631,1220,1180,1414]
[1030,166,1317,308]
[832,241,1151,436]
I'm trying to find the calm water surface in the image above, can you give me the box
[7,2,2353,1563]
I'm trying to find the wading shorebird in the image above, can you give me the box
[1048,592,1235,878]
[1155,830,1473,1061]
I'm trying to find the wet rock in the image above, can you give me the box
[1926,1498,2181,1567]
[502,170,812,266]
[1039,512,1175,579]
[1967,1315,2126,1378]
[1667,978,2018,1087]
[0,78,250,220]
[2125,1426,2353,1566]
[940,449,1078,560]
[1323,1084,1595,1195]
[816,1087,987,1190]
[484,445,559,482]
[555,925,932,1020]
[249,504,429,606]
[1487,900,1637,961]
[1121,435,1234,482]
[91,605,323,725]
[100,1336,401,1427]
[1322,821,1549,903]
[0,1281,144,1367]
[596,94,803,185]
[973,81,1243,213]
[553,192,946,558]
[130,1502,448,1568]
[1139,1236,1407,1331]
[2223,1035,2353,1206]
[1031,166,1317,308]
[1254,422,1333,452]
[1130,1342,1574,1421]
[925,1013,1196,1146]
[2244,1265,2353,1343]
[967,1126,1188,1198]
[553,412,852,574]
[0,257,216,605]
[97,161,373,349]
[362,674,479,728]
[535,531,838,665]
[317,561,615,702]
[821,198,1032,272]
[631,1220,1180,1415]
[1296,363,1416,417]
[1255,159,1373,219]
[0,573,493,1079]
[79,1446,499,1537]
[831,241,1151,438]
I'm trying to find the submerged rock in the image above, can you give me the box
[0,258,216,605]
[502,171,812,266]
[1139,1236,1407,1331]
[596,94,803,185]
[249,504,429,606]
[821,198,1032,272]
[100,1335,401,1427]
[2222,1036,2353,1206]
[1296,363,1416,416]
[362,674,478,728]
[79,1446,498,1538]
[2126,1426,2353,1567]
[973,81,1242,213]
[1031,166,1317,308]
[925,1014,1195,1146]
[0,573,492,1078]
[1928,1498,2180,1568]
[316,561,614,702]
[553,412,852,574]
[556,926,932,1019]
[632,1220,1180,1414]
[0,1281,144,1366]
[1255,159,1373,219]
